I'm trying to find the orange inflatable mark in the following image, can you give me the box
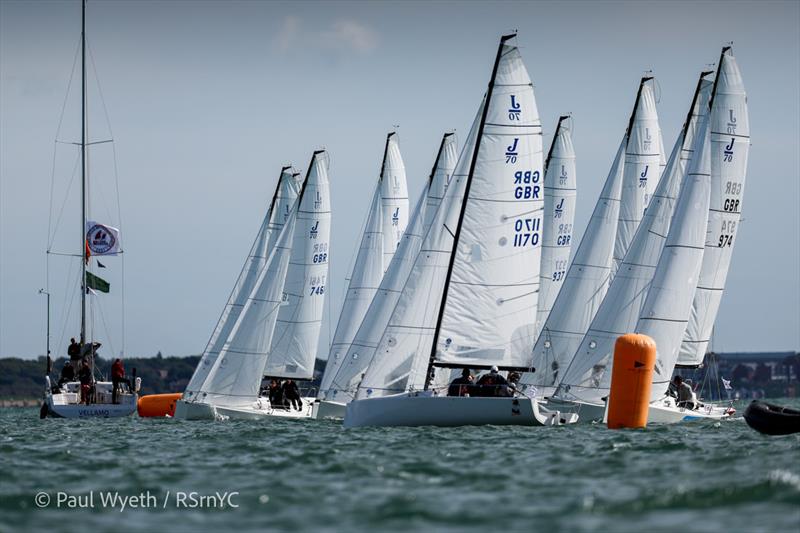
[607,334,656,429]
[137,393,182,418]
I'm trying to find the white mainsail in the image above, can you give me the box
[523,139,625,393]
[556,72,714,402]
[264,151,332,379]
[184,167,300,398]
[320,133,459,402]
[613,77,662,274]
[638,111,712,400]
[186,194,301,408]
[678,47,750,367]
[381,133,410,270]
[535,116,577,339]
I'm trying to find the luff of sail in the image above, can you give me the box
[535,116,577,339]
[555,72,714,403]
[321,133,459,402]
[319,182,384,395]
[678,47,750,367]
[613,77,662,275]
[187,191,302,408]
[381,133,409,270]
[638,110,712,400]
[264,151,332,379]
[184,167,300,399]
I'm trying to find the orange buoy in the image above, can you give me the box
[607,333,656,429]
[137,393,182,418]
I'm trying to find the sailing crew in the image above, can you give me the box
[111,358,131,404]
[282,379,302,411]
[58,361,75,386]
[268,379,284,408]
[475,366,511,397]
[67,338,81,360]
[448,368,474,397]
[671,376,696,410]
[78,360,93,404]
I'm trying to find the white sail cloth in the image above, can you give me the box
[536,118,577,339]
[184,168,300,398]
[381,133,409,270]
[264,151,332,379]
[321,133,459,401]
[556,74,713,402]
[433,39,544,370]
[679,48,750,366]
[613,79,662,274]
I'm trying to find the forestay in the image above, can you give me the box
[556,72,713,402]
[184,168,300,398]
[613,77,662,274]
[535,116,577,339]
[264,151,331,380]
[322,133,458,401]
[678,47,750,367]
[380,133,409,270]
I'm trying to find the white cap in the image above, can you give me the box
[490,365,499,373]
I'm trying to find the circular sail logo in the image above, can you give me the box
[87,224,116,254]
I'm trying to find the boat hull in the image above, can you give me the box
[43,379,137,419]
[743,400,800,435]
[312,399,347,420]
[174,398,314,421]
[555,396,735,424]
[344,393,578,428]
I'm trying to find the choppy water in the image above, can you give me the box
[1,400,799,532]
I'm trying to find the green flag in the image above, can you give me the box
[86,271,110,293]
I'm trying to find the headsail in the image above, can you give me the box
[264,151,332,380]
[380,133,409,270]
[613,77,662,274]
[535,116,577,339]
[556,72,714,402]
[184,167,300,398]
[678,47,750,367]
[320,133,458,401]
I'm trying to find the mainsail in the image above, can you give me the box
[556,72,714,402]
[320,133,459,401]
[678,47,750,367]
[380,133,410,270]
[184,167,300,398]
[264,151,332,379]
[535,116,577,339]
[613,77,662,274]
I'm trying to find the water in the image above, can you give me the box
[2,401,799,532]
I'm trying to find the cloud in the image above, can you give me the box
[322,19,378,53]
[273,15,301,52]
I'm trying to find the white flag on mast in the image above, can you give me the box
[85,221,121,256]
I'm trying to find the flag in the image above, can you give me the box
[97,261,106,268]
[721,377,732,391]
[85,221,121,256]
[85,240,91,265]
[85,271,110,293]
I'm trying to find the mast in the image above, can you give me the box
[424,33,515,389]
[544,115,569,175]
[625,76,653,145]
[79,0,87,345]
[428,132,454,185]
[379,132,394,181]
[707,46,731,113]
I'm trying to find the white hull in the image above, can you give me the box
[43,379,137,419]
[174,397,314,421]
[344,392,578,428]
[311,399,347,420]
[550,395,735,424]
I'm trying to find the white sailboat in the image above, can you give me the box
[678,46,750,367]
[535,115,577,339]
[183,167,301,401]
[315,133,458,418]
[380,132,410,270]
[42,0,140,418]
[345,34,574,428]
[550,71,714,417]
[175,151,330,420]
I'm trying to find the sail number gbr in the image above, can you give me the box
[514,170,540,200]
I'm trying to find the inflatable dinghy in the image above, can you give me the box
[743,400,800,436]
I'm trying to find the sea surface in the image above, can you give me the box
[1,400,799,532]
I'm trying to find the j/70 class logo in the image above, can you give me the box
[87,224,116,254]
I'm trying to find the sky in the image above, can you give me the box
[1,0,798,360]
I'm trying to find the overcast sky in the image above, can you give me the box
[1,0,798,360]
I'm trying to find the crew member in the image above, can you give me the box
[111,358,132,404]
[67,338,81,360]
[58,360,75,386]
[672,375,696,410]
[448,368,474,397]
[282,379,302,411]
[475,366,511,397]
[78,360,93,405]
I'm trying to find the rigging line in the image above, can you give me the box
[111,141,125,353]
[48,150,82,250]
[86,38,114,139]
[54,36,82,141]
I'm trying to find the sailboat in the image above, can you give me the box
[550,70,715,420]
[344,34,576,428]
[41,0,140,418]
[175,150,330,420]
[315,134,411,415]
[315,133,457,418]
[535,115,577,339]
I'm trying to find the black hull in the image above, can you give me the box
[743,400,800,436]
